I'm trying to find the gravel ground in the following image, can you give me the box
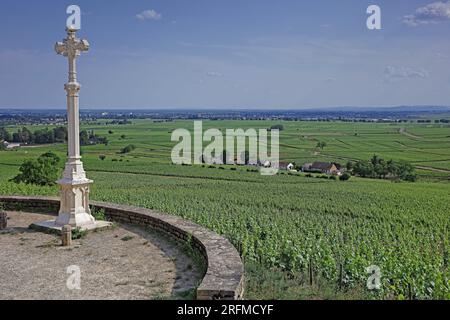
[0,211,202,300]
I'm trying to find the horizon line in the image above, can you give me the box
[1,105,450,112]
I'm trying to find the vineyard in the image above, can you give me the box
[0,119,449,299]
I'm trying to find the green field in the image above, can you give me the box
[0,119,449,299]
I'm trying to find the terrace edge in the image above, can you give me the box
[0,195,245,300]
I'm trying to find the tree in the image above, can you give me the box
[353,160,374,178]
[11,152,61,186]
[370,154,380,166]
[40,151,60,166]
[346,161,354,171]
[12,127,33,144]
[53,126,67,142]
[396,160,417,182]
[351,155,416,182]
[80,130,108,146]
[8,126,66,145]
[33,128,55,144]
[0,127,11,141]
[80,130,89,146]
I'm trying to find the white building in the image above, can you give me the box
[2,141,20,150]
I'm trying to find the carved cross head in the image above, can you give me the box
[55,29,89,58]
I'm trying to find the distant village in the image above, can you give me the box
[1,108,450,126]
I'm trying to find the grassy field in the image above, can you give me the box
[0,119,449,299]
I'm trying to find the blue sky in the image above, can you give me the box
[0,0,450,109]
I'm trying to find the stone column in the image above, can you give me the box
[54,28,95,228]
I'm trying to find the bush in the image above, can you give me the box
[339,172,351,181]
[329,175,337,180]
[120,144,136,154]
[11,152,61,186]
[72,227,87,240]
[270,124,284,131]
[403,174,417,182]
[99,155,106,161]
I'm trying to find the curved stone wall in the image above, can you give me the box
[0,195,244,300]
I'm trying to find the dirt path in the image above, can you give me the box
[399,128,422,139]
[415,166,450,173]
[0,211,202,300]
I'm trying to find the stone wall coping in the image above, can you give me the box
[0,195,244,300]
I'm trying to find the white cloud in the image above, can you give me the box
[206,71,224,77]
[403,1,450,26]
[384,66,429,81]
[136,10,162,21]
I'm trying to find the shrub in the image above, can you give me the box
[99,155,106,161]
[339,172,351,181]
[270,124,284,131]
[72,227,87,240]
[404,174,417,182]
[316,141,327,150]
[120,144,136,154]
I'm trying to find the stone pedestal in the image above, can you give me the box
[56,179,94,228]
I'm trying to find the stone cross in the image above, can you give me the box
[54,28,95,228]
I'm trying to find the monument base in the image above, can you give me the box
[30,220,112,235]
